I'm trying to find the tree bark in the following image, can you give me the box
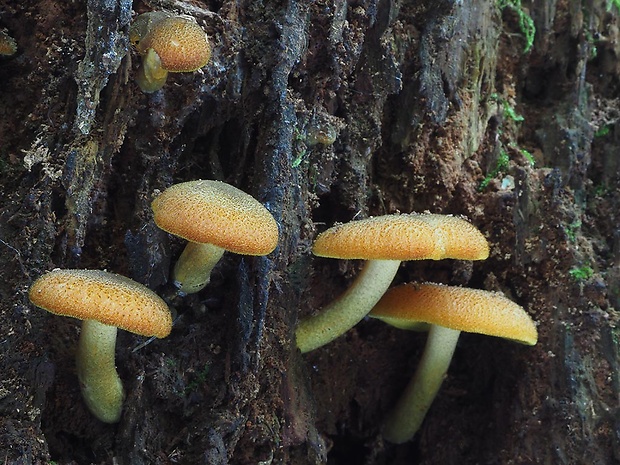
[0,0,619,464]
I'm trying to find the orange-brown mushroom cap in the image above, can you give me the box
[370,283,538,345]
[151,180,279,256]
[29,269,172,338]
[135,15,211,72]
[312,213,489,261]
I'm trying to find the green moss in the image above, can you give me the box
[184,363,211,395]
[291,127,307,168]
[292,152,305,168]
[565,220,581,242]
[593,184,610,197]
[594,125,611,138]
[504,104,524,122]
[608,0,620,12]
[492,94,525,124]
[478,150,510,191]
[521,148,535,166]
[569,266,594,281]
[498,0,536,53]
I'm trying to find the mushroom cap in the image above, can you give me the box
[369,283,538,345]
[29,269,172,338]
[312,213,489,261]
[129,11,172,46]
[136,15,211,72]
[151,180,279,255]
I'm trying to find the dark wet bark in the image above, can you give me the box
[0,0,619,464]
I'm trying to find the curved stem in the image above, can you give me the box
[136,48,169,93]
[173,241,225,294]
[296,259,401,353]
[76,319,125,423]
[383,325,461,443]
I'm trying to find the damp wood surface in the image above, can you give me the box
[0,0,619,464]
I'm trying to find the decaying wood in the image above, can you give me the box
[0,0,618,464]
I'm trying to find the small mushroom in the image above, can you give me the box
[29,269,172,423]
[369,282,538,443]
[130,12,211,93]
[151,180,279,294]
[295,213,489,353]
[0,30,17,56]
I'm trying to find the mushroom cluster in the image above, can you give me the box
[28,169,537,440]
[295,213,489,353]
[295,211,538,443]
[23,12,536,441]
[28,179,277,423]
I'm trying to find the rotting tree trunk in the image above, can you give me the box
[1,0,619,464]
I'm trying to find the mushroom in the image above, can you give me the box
[295,213,489,353]
[0,30,17,56]
[28,269,172,423]
[151,180,279,294]
[369,282,538,443]
[130,12,211,93]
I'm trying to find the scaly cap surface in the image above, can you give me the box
[136,15,211,72]
[312,213,489,261]
[29,269,172,338]
[151,180,279,255]
[370,283,538,345]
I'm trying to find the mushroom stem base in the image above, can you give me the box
[295,259,401,353]
[76,319,125,423]
[136,48,168,93]
[173,241,225,294]
[383,325,461,443]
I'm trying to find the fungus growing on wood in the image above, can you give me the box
[295,213,489,353]
[0,30,16,56]
[151,180,279,294]
[28,269,172,423]
[369,282,538,443]
[130,12,211,92]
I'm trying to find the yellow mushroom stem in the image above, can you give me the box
[173,241,226,294]
[76,319,126,423]
[295,259,401,353]
[135,48,169,93]
[382,324,461,443]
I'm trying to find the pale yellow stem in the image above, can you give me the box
[173,241,225,294]
[296,260,401,353]
[76,319,125,423]
[383,325,461,443]
[136,48,169,93]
